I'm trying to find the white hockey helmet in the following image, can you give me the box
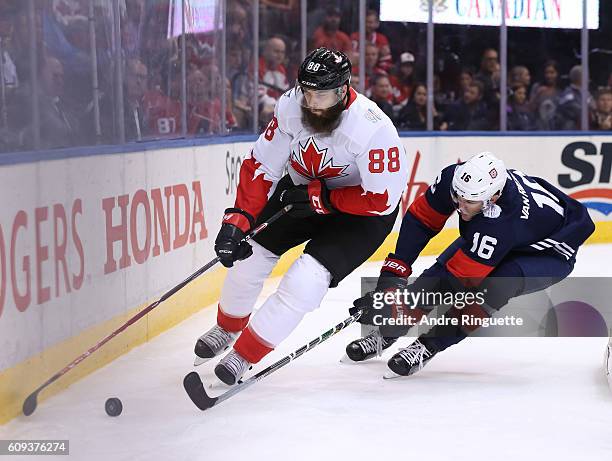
[452,152,507,203]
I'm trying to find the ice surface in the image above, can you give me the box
[2,245,612,461]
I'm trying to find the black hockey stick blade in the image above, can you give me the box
[184,311,363,411]
[183,372,218,411]
[22,391,39,416]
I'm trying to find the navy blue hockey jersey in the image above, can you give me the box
[395,164,595,284]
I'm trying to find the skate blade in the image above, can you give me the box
[339,353,360,364]
[207,377,232,390]
[382,370,403,380]
[194,342,237,366]
[194,356,213,366]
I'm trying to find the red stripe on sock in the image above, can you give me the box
[234,327,274,364]
[217,305,250,332]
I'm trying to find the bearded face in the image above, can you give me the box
[298,85,347,135]
[300,100,345,135]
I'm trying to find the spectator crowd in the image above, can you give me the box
[1,0,611,154]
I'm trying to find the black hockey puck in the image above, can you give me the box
[105,397,123,417]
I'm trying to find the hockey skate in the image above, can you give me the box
[384,339,436,379]
[214,350,252,385]
[194,325,239,366]
[343,330,398,362]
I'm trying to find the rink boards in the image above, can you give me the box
[1,133,611,423]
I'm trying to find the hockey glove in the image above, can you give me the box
[279,179,335,218]
[350,254,422,337]
[215,208,255,268]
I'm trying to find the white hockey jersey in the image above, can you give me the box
[235,87,408,217]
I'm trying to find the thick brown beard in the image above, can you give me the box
[300,100,345,135]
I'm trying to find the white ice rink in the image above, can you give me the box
[3,245,612,461]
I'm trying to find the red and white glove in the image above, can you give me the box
[280,179,335,218]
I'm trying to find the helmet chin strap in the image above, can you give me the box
[342,83,350,109]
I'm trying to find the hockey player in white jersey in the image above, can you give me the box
[194,47,408,385]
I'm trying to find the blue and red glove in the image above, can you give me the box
[350,254,415,329]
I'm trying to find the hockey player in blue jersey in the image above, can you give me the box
[344,152,595,377]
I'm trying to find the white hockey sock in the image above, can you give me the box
[218,241,280,319]
[248,253,332,346]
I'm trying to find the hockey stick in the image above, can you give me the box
[183,310,362,411]
[22,205,293,416]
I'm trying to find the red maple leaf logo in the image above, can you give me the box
[290,138,348,181]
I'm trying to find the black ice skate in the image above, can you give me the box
[384,339,436,378]
[194,325,239,366]
[214,350,252,385]
[344,330,397,362]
